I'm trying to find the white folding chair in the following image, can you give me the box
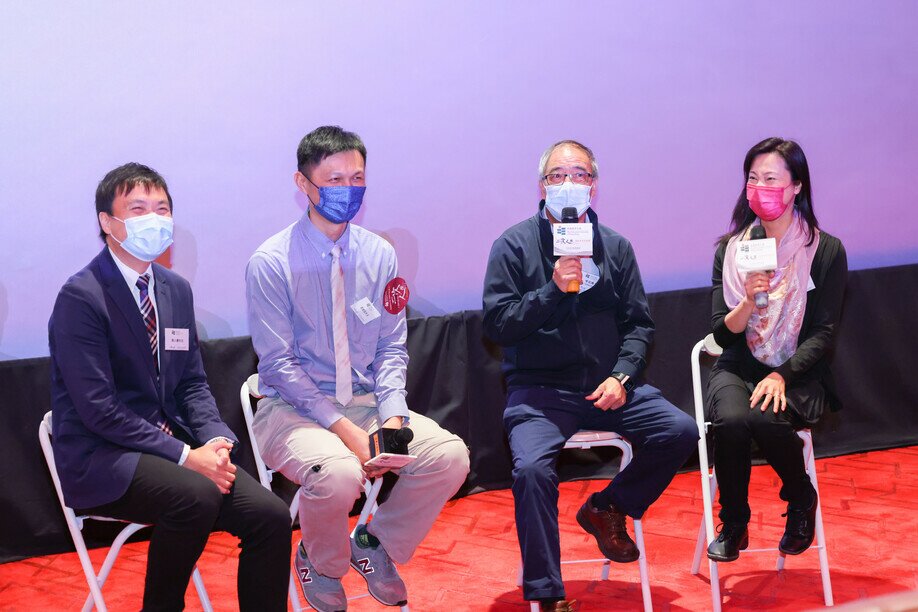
[516,430,652,612]
[689,334,834,610]
[240,374,409,612]
[38,412,212,612]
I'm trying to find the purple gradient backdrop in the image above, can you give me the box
[2,2,917,359]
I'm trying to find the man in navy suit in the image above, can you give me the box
[49,163,291,611]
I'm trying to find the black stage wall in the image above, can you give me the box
[2,264,916,563]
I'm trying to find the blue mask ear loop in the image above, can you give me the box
[302,173,320,208]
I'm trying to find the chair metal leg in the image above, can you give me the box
[81,522,147,612]
[691,513,706,575]
[802,434,834,606]
[287,572,303,612]
[516,437,647,610]
[191,567,213,612]
[702,468,723,612]
[75,522,108,612]
[633,518,652,612]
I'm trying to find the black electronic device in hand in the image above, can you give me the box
[366,427,417,469]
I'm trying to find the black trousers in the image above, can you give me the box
[79,453,291,612]
[708,368,816,524]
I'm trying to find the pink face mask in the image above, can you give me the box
[746,184,791,221]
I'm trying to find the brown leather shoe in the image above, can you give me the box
[539,599,577,611]
[576,497,640,563]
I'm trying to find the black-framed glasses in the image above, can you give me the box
[542,171,593,186]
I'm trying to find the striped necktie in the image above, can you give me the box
[136,274,159,375]
[330,246,353,407]
[136,274,171,434]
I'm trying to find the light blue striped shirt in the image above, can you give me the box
[245,211,409,428]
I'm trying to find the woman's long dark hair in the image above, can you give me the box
[718,137,819,247]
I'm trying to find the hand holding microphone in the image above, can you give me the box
[553,257,583,292]
[552,206,592,293]
[364,426,417,479]
[747,226,774,309]
[561,207,581,292]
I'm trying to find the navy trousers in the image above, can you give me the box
[504,384,698,600]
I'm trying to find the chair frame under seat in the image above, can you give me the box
[38,412,212,612]
[516,430,652,612]
[689,334,834,611]
[240,374,409,612]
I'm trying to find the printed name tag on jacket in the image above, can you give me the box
[165,328,190,351]
[351,298,382,324]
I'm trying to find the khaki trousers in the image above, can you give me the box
[252,395,469,577]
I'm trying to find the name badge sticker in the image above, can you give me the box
[351,298,382,324]
[164,328,190,351]
[579,258,600,293]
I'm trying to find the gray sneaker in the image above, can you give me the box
[349,527,408,606]
[294,542,347,612]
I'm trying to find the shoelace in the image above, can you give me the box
[782,508,811,536]
[714,522,746,540]
[597,508,627,534]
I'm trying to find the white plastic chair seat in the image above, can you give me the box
[519,430,652,612]
[689,334,833,610]
[565,430,627,448]
[240,374,409,612]
[39,412,212,612]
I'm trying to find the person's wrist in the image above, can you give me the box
[610,372,634,393]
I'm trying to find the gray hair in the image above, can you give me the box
[538,139,599,181]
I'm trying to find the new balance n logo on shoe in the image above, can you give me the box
[355,557,374,574]
[299,567,312,583]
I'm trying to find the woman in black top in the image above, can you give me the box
[706,138,847,562]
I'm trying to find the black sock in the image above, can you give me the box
[591,490,615,510]
[355,524,381,549]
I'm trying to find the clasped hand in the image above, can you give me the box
[185,440,237,494]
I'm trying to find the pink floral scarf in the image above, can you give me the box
[722,213,820,367]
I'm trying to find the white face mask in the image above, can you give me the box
[110,213,174,262]
[544,181,591,220]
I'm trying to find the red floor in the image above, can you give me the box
[1,447,916,611]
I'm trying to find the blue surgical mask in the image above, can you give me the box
[111,213,174,261]
[544,181,591,220]
[311,185,366,224]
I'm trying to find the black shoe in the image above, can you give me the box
[706,522,749,562]
[779,491,818,555]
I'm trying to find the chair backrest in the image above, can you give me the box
[38,412,70,513]
[239,374,273,489]
[690,333,723,426]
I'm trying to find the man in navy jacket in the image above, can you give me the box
[49,163,290,611]
[482,141,697,612]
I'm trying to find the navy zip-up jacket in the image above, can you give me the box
[482,202,654,393]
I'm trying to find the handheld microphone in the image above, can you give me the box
[561,206,580,293]
[749,225,770,309]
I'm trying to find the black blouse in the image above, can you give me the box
[710,229,848,411]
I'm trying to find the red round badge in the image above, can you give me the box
[383,277,410,314]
